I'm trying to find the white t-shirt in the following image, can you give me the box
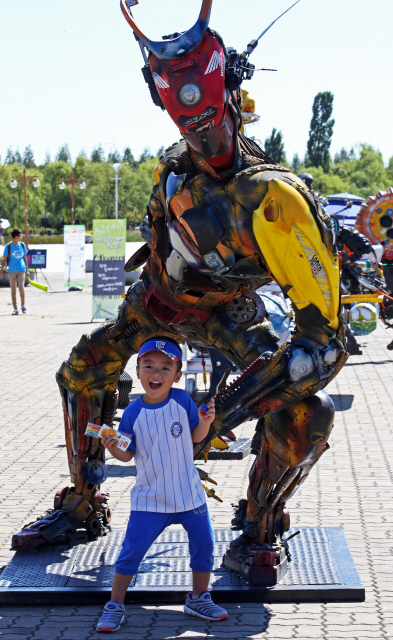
[118,388,206,513]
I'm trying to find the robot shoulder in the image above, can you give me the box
[227,165,303,214]
[152,140,192,186]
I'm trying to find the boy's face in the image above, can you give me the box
[137,350,182,404]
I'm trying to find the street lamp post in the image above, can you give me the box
[59,171,86,224]
[10,167,40,247]
[109,163,127,219]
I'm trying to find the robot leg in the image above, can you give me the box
[12,281,181,549]
[224,390,335,584]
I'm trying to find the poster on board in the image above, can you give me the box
[64,225,85,288]
[92,219,126,320]
[27,249,47,269]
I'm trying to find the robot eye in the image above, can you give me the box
[179,83,202,107]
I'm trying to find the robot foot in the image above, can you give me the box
[223,539,288,585]
[12,486,111,550]
[223,500,290,585]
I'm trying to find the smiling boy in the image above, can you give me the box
[96,337,228,632]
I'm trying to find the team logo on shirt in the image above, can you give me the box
[170,422,183,438]
[155,340,167,349]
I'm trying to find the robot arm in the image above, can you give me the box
[198,178,348,452]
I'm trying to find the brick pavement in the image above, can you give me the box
[1,273,393,639]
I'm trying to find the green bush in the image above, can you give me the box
[27,235,64,244]
[126,230,143,242]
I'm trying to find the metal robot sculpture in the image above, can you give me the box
[13,0,348,584]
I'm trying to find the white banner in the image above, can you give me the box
[64,225,85,288]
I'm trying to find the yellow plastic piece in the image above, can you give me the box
[201,483,223,502]
[152,161,169,185]
[252,179,340,330]
[240,90,260,134]
[341,294,384,305]
[211,437,229,450]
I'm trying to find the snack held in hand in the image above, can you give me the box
[85,423,131,451]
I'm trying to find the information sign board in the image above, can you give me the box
[64,225,85,288]
[92,219,126,319]
[27,249,47,269]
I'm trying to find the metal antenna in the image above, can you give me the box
[256,0,301,42]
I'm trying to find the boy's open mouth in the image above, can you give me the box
[149,381,162,390]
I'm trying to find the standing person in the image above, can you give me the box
[0,220,4,246]
[1,229,29,315]
[95,337,228,633]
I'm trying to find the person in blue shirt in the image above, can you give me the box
[1,229,29,315]
[96,337,228,633]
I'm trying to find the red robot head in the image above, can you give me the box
[120,0,237,168]
[148,33,234,161]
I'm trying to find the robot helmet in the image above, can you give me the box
[120,0,301,165]
[298,172,314,188]
[148,33,233,159]
[120,0,234,161]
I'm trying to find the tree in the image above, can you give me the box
[387,156,393,184]
[123,147,135,166]
[138,148,153,164]
[22,145,36,168]
[44,150,51,164]
[264,128,286,164]
[334,147,355,164]
[5,148,15,164]
[291,153,302,174]
[56,144,71,164]
[5,148,22,164]
[307,91,335,172]
[91,144,105,163]
[0,164,46,228]
[108,149,121,163]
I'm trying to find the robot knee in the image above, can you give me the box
[263,390,335,471]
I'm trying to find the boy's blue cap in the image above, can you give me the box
[137,339,182,364]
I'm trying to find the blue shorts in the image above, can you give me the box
[115,503,214,575]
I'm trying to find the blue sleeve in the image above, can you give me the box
[118,400,143,452]
[23,243,28,255]
[174,389,199,430]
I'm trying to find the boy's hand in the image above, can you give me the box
[101,435,120,453]
[198,398,215,426]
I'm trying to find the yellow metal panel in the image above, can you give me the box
[252,179,340,329]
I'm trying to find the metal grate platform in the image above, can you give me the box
[207,438,252,460]
[0,527,364,605]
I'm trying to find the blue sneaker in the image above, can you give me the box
[96,601,125,632]
[184,591,228,621]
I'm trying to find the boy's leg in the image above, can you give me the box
[17,272,25,307]
[97,511,171,632]
[179,504,228,621]
[8,272,18,310]
[180,504,215,596]
[113,510,171,603]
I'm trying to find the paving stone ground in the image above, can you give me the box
[1,272,393,639]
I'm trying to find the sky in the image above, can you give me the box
[1,0,392,166]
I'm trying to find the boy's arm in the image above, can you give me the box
[101,435,134,462]
[191,398,215,443]
[23,254,30,274]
